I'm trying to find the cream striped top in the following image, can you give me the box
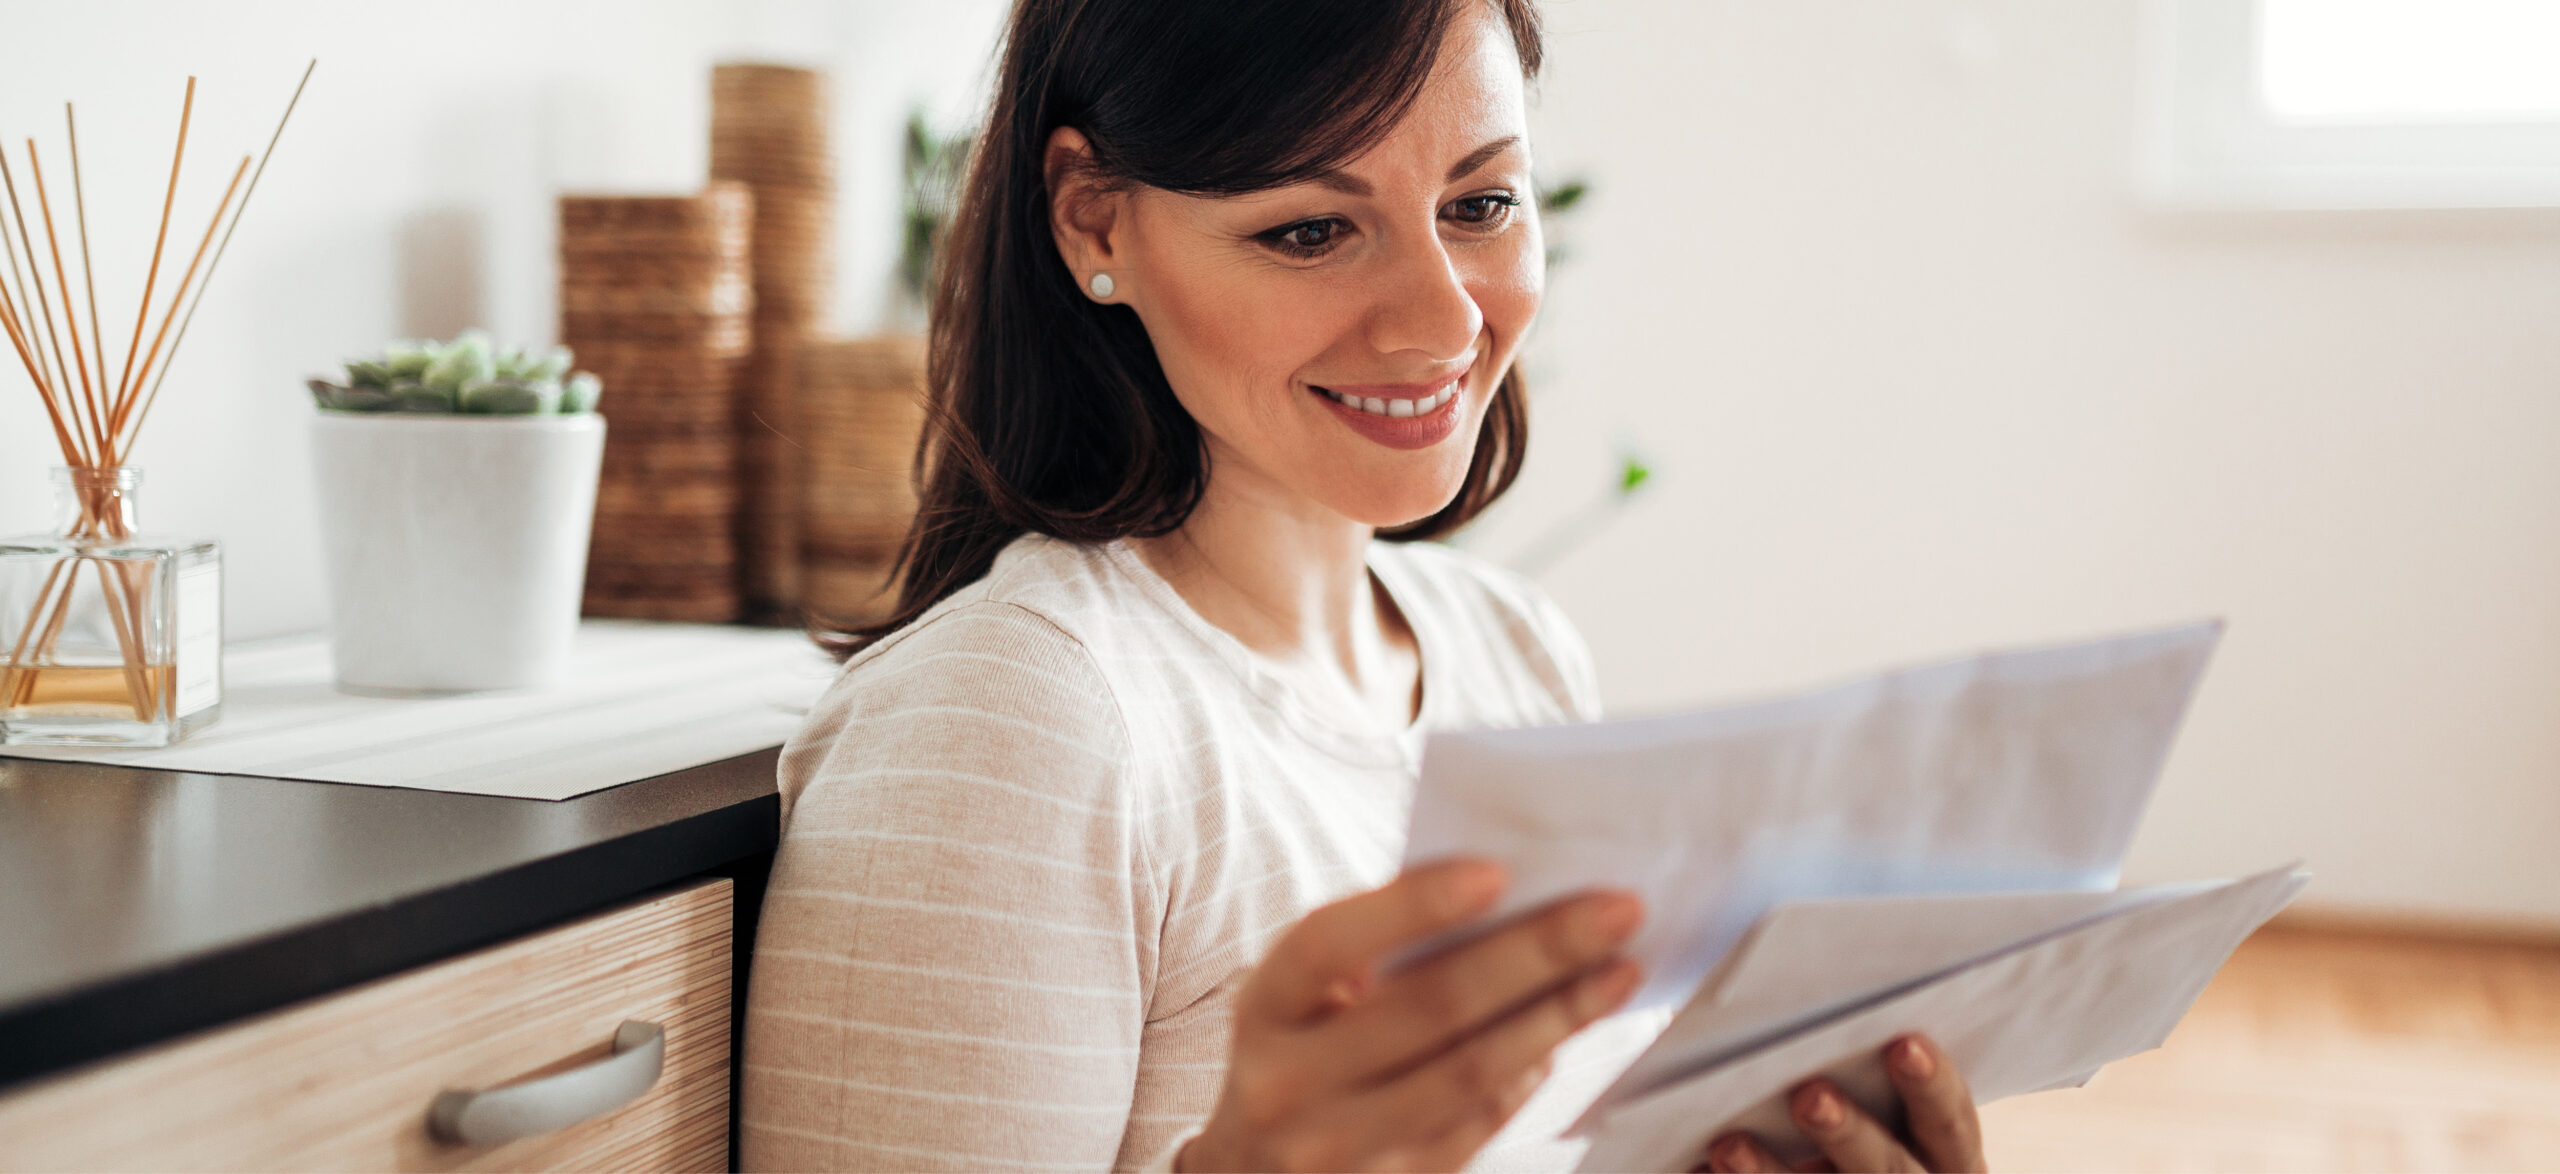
[741,533,1655,1172]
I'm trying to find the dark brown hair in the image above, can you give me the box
[821,0,1545,658]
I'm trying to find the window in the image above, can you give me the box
[2143,0,2560,207]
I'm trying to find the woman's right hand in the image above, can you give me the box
[1177,858,1645,1173]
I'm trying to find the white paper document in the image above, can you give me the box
[1402,620,2225,1010]
[1393,620,2307,1171]
[1585,882,2204,1121]
[1574,865,2309,1171]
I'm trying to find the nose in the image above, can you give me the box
[1365,234,1483,364]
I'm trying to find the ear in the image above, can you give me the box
[1045,126,1127,292]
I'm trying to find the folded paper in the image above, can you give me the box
[1575,864,2309,1171]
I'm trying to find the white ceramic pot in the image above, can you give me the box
[310,413,606,693]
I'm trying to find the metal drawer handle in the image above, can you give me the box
[427,1020,665,1147]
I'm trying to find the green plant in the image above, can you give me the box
[1510,447,1656,576]
[897,108,975,312]
[1500,177,1660,575]
[309,330,600,415]
[1538,176,1589,268]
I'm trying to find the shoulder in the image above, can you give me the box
[1374,540,1603,722]
[821,532,1156,702]
[878,531,1175,669]
[781,536,1148,821]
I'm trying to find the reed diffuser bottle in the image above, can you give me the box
[0,65,308,745]
[1,467,221,745]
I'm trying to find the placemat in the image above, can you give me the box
[0,621,838,800]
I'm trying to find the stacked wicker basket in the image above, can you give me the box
[711,64,835,624]
[557,63,932,630]
[558,184,756,622]
[798,335,929,628]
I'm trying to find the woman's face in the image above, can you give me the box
[1065,5,1542,529]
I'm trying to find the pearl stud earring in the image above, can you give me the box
[1088,272,1116,300]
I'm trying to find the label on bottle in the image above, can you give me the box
[176,563,222,717]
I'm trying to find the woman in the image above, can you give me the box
[742,1,1988,1170]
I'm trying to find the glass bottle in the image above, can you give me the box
[0,467,222,747]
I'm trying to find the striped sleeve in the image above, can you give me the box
[742,603,1161,1172]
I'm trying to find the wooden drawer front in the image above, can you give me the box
[0,879,732,1172]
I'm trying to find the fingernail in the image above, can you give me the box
[1578,958,1642,1016]
[1892,1036,1936,1079]
[1503,1057,1550,1112]
[1796,1084,1844,1131]
[1573,893,1642,952]
[1323,974,1372,1008]
[1708,1137,1749,1171]
[1442,860,1506,917]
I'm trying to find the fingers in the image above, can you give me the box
[1705,1132,1787,1173]
[1713,1038,1982,1174]
[1883,1035,1984,1173]
[1704,1133,1834,1173]
[1360,1057,1552,1174]
[1790,1080,1924,1174]
[1328,957,1643,1162]
[1251,858,1507,1022]
[1322,888,1644,1080]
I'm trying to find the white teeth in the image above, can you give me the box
[1325,382,1460,418]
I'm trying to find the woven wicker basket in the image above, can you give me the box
[559,184,755,622]
[798,335,928,628]
[712,63,837,623]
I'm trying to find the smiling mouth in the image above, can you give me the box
[1311,380,1462,419]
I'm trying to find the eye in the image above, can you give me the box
[1445,191,1522,229]
[1258,216,1349,259]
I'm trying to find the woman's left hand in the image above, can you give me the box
[1700,1034,1986,1173]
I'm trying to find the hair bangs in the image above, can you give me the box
[1067,0,1461,195]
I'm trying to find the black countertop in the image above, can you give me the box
[0,753,779,1091]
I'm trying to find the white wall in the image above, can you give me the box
[0,0,1007,635]
[1479,0,2560,925]
[5,1,2553,926]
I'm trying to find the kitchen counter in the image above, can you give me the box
[0,752,779,1091]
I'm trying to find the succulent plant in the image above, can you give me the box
[311,330,600,415]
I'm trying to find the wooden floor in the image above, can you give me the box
[1979,924,2560,1172]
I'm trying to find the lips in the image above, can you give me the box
[1309,374,1468,451]
[1315,381,1462,419]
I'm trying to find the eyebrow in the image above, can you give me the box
[1305,135,1524,197]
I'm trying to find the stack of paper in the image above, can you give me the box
[1398,621,2308,1171]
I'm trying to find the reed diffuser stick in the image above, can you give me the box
[0,284,78,463]
[10,560,88,709]
[123,61,313,452]
[22,146,107,460]
[49,102,165,705]
[0,181,126,715]
[110,78,193,446]
[0,159,66,439]
[0,247,90,473]
[93,557,153,713]
[66,106,111,427]
[0,560,66,705]
[0,149,86,464]
[117,155,246,441]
